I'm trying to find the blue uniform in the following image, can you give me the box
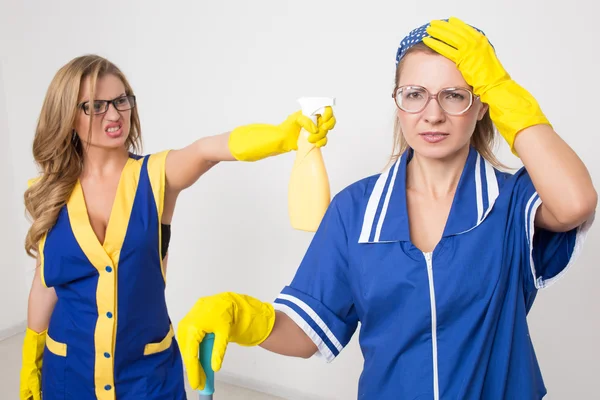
[273,147,593,399]
[34,151,186,399]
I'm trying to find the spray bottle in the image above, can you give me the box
[288,97,336,232]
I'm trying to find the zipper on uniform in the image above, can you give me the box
[424,251,439,400]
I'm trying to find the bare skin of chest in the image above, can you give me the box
[80,176,120,245]
[406,188,454,253]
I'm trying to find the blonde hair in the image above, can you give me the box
[390,43,507,170]
[24,55,142,258]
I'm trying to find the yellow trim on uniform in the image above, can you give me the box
[38,233,48,288]
[106,157,141,399]
[68,181,116,399]
[103,158,141,263]
[147,150,171,283]
[27,177,41,188]
[28,177,48,288]
[67,180,115,267]
[143,325,174,356]
[46,333,67,357]
[67,157,141,400]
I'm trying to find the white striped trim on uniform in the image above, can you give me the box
[359,152,501,243]
[525,192,595,289]
[273,294,344,363]
[359,157,401,243]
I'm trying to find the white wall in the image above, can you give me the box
[0,62,28,338]
[1,0,598,399]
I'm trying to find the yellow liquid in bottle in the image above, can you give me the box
[288,128,331,232]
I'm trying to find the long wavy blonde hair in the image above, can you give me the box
[24,55,142,258]
[390,43,507,170]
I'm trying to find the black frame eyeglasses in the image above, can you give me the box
[78,94,136,115]
[392,85,478,115]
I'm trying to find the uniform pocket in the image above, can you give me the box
[42,334,67,399]
[143,325,174,356]
[46,333,67,357]
[143,336,186,397]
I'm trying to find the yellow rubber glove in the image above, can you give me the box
[19,328,46,400]
[423,17,551,156]
[228,106,336,161]
[176,292,275,390]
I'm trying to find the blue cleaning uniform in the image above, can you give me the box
[274,146,593,400]
[34,151,186,399]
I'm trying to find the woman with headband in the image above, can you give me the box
[177,17,596,399]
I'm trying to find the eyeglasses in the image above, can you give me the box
[78,95,136,115]
[392,85,477,115]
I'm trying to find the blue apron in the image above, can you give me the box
[36,151,185,399]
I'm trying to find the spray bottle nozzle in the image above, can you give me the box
[298,97,336,124]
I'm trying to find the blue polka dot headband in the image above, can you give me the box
[395,19,491,66]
